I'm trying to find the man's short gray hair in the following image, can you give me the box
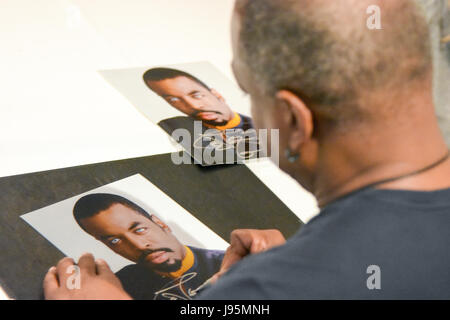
[237,0,432,128]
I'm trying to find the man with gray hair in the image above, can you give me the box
[198,0,450,299]
[43,0,450,299]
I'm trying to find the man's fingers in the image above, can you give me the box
[56,257,75,272]
[95,259,113,276]
[218,245,245,274]
[230,229,286,255]
[55,257,75,285]
[214,229,287,284]
[250,238,267,253]
[264,229,286,247]
[78,252,96,276]
[250,230,285,253]
[229,229,253,255]
[209,270,226,284]
[43,266,59,298]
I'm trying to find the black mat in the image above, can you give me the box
[0,152,303,299]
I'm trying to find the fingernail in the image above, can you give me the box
[48,266,56,272]
[81,252,94,259]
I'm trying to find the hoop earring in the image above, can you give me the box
[285,148,299,163]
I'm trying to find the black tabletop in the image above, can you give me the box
[0,152,303,299]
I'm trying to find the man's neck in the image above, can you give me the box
[313,110,450,208]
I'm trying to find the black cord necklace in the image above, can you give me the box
[362,150,450,191]
[321,150,450,207]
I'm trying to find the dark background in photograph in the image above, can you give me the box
[0,152,303,299]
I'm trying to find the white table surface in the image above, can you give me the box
[0,0,319,299]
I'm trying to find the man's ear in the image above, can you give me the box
[210,88,226,103]
[275,90,314,151]
[150,215,172,233]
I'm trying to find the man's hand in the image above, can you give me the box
[210,229,286,283]
[43,253,132,300]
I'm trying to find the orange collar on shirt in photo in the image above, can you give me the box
[157,246,194,279]
[203,112,241,131]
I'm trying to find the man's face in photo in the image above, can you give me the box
[80,203,186,273]
[147,76,234,126]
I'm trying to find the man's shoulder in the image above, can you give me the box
[197,242,328,299]
[199,188,450,299]
[302,187,450,252]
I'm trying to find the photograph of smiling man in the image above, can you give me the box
[143,67,254,132]
[99,62,264,165]
[73,193,224,300]
[144,67,261,165]
[20,174,228,300]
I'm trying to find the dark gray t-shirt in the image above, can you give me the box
[198,187,450,299]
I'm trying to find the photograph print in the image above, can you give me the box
[21,174,228,300]
[99,61,265,166]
